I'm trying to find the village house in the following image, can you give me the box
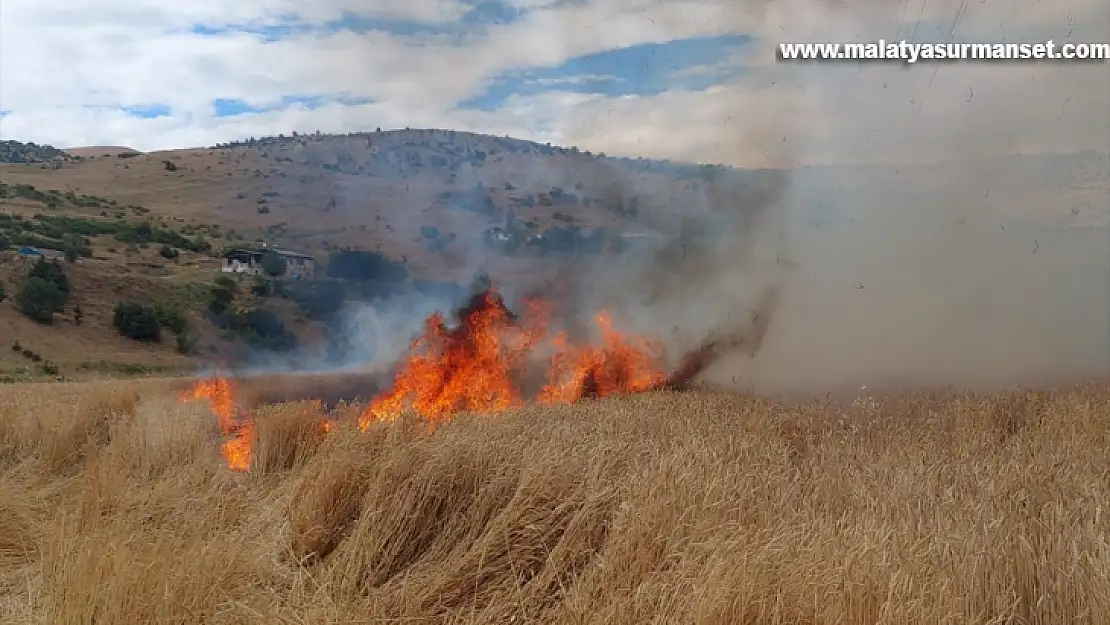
[220,248,316,280]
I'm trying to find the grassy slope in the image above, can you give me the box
[2,133,1104,377]
[0,130,712,375]
[0,379,1108,623]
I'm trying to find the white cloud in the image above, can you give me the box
[0,0,1105,165]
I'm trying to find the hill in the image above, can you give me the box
[0,132,1106,383]
[64,146,142,158]
[0,131,765,379]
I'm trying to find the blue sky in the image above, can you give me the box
[460,34,750,110]
[140,9,753,122]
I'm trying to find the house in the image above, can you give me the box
[221,248,316,280]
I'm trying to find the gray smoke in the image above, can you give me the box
[232,0,1109,399]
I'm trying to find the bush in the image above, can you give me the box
[242,308,285,338]
[208,276,237,314]
[112,301,161,341]
[27,256,70,298]
[286,280,346,319]
[260,251,286,277]
[250,275,271,296]
[154,303,188,335]
[218,307,297,352]
[16,276,66,323]
[159,245,179,259]
[326,249,408,283]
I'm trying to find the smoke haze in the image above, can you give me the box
[231,0,1108,399]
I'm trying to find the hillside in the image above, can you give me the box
[1,131,1106,383]
[64,146,142,158]
[0,130,760,379]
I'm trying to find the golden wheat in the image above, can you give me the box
[0,378,1108,624]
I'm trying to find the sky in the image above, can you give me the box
[0,0,1106,166]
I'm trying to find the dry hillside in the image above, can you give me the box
[0,130,736,378]
[0,133,1104,383]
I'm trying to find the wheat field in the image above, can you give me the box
[0,378,1108,624]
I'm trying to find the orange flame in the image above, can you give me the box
[538,312,666,403]
[359,289,664,429]
[179,377,254,471]
[358,290,549,430]
[182,289,666,466]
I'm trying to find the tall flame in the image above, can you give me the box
[538,312,666,403]
[179,377,254,471]
[181,288,667,469]
[358,290,549,430]
[359,289,664,429]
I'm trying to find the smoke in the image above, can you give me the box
[230,0,1107,399]
[668,0,1110,394]
[501,0,1110,395]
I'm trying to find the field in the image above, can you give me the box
[1,377,1108,624]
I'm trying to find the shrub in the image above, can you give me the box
[112,301,161,341]
[326,249,408,283]
[208,275,237,314]
[286,280,346,318]
[16,276,66,323]
[153,304,188,335]
[214,275,237,292]
[260,251,286,277]
[250,275,271,296]
[27,256,70,298]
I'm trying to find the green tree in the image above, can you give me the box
[16,276,66,323]
[27,256,70,299]
[259,251,286,277]
[112,301,161,341]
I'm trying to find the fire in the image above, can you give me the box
[181,288,667,469]
[538,312,666,403]
[358,290,549,430]
[179,377,254,471]
[359,289,665,429]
